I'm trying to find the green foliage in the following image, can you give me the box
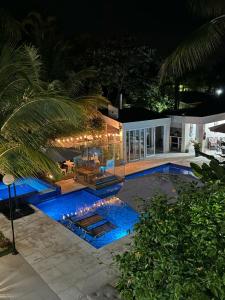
[77,37,172,112]
[193,141,201,152]
[116,183,225,299]
[160,1,225,80]
[22,12,72,81]
[191,159,225,183]
[0,34,107,177]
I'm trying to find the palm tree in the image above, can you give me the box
[160,0,225,81]
[22,12,72,81]
[0,43,107,178]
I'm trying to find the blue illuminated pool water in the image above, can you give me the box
[125,162,193,180]
[37,191,138,249]
[0,178,58,201]
[36,163,192,248]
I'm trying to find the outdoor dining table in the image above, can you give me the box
[77,168,99,183]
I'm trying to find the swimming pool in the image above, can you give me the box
[36,163,192,248]
[37,191,139,248]
[126,162,193,180]
[0,178,59,201]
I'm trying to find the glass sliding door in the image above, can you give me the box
[134,130,140,160]
[155,126,164,153]
[126,131,130,161]
[146,128,154,156]
[126,126,165,161]
[140,129,145,159]
[127,130,140,161]
[129,130,135,161]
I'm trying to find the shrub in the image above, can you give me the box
[116,183,225,300]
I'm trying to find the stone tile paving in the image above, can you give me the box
[0,253,59,300]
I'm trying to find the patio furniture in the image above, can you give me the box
[74,214,104,228]
[208,137,218,150]
[76,167,99,183]
[88,221,116,237]
[65,214,116,238]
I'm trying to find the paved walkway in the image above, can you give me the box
[0,154,208,299]
[0,253,59,300]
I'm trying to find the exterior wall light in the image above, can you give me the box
[216,88,223,96]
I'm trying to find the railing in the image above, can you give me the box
[170,136,182,152]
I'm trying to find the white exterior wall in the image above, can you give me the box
[104,112,225,157]
[122,118,171,161]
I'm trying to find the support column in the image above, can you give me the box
[164,125,170,153]
[196,123,205,152]
[181,123,186,152]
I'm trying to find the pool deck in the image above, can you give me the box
[56,153,205,194]
[0,154,209,300]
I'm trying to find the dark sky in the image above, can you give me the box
[1,0,201,54]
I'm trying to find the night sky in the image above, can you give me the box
[1,0,202,55]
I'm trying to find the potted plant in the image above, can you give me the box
[192,140,201,157]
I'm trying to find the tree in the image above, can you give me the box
[77,36,171,111]
[160,0,225,81]
[0,38,107,178]
[22,12,72,81]
[116,182,225,299]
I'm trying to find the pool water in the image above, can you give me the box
[36,163,192,249]
[126,162,193,180]
[37,192,138,249]
[0,178,58,201]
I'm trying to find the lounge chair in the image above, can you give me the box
[88,221,116,237]
[72,214,103,228]
[65,214,116,238]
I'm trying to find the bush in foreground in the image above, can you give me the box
[116,183,225,300]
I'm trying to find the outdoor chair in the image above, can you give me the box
[208,137,218,150]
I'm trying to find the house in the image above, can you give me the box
[48,101,225,188]
[103,105,171,162]
[103,102,225,161]
[168,103,225,153]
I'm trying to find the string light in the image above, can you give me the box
[62,197,122,220]
[55,131,120,145]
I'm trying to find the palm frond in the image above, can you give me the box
[65,69,97,97]
[0,10,22,45]
[0,142,60,178]
[189,0,225,17]
[74,95,109,110]
[1,92,85,141]
[160,15,225,81]
[19,45,42,86]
